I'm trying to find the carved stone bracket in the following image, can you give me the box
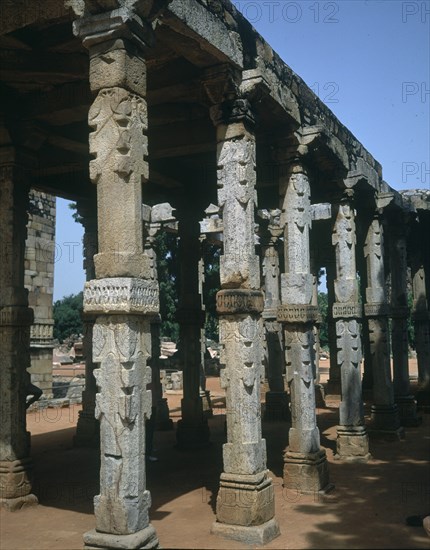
[364,302,390,318]
[84,277,159,315]
[217,290,264,315]
[332,302,362,319]
[277,304,319,324]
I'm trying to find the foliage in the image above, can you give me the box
[203,244,220,341]
[53,292,83,342]
[155,231,180,341]
[317,291,329,349]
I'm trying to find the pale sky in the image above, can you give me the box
[54,0,430,300]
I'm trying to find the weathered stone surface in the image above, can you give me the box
[283,450,330,494]
[335,426,371,462]
[84,278,159,315]
[83,525,158,549]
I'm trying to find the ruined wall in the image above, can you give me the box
[24,190,56,398]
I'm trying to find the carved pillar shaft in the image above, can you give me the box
[326,261,341,394]
[176,215,209,448]
[210,98,279,545]
[260,215,289,421]
[412,260,430,389]
[75,200,99,447]
[363,216,402,437]
[389,227,419,425]
[331,194,369,460]
[74,8,159,549]
[278,160,330,491]
[0,156,38,510]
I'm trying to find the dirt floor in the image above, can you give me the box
[1,361,429,550]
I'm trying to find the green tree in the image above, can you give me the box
[203,244,220,341]
[53,292,84,342]
[318,291,329,349]
[155,231,179,341]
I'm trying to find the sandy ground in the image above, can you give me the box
[1,360,429,550]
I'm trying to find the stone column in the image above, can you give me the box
[411,253,430,409]
[74,7,159,549]
[150,315,173,431]
[363,214,403,439]
[75,198,99,447]
[0,153,38,511]
[278,158,330,493]
[176,210,210,449]
[389,224,420,425]
[311,261,326,409]
[259,209,289,421]
[331,193,369,461]
[198,247,213,418]
[210,96,279,545]
[325,261,341,395]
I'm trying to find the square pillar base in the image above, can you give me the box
[264,391,290,421]
[83,526,158,549]
[369,405,405,440]
[335,426,371,462]
[0,494,38,511]
[215,471,276,528]
[284,449,332,494]
[395,395,422,427]
[211,517,280,546]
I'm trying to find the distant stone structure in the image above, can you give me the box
[0,2,429,549]
[25,190,56,399]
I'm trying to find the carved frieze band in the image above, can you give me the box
[30,323,54,344]
[332,302,362,319]
[216,290,264,315]
[0,306,34,327]
[277,304,319,324]
[84,277,159,315]
[364,302,390,318]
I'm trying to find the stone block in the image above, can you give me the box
[211,517,280,546]
[284,449,331,494]
[83,525,158,549]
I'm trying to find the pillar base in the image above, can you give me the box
[369,404,405,440]
[155,398,173,431]
[176,419,210,449]
[211,517,280,546]
[314,384,326,409]
[264,391,290,421]
[74,412,100,448]
[83,526,158,549]
[335,426,371,462]
[0,458,38,510]
[0,493,38,511]
[200,390,213,419]
[215,471,276,528]
[283,449,331,494]
[395,395,422,426]
[415,389,430,413]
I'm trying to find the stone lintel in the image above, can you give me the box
[0,306,34,327]
[277,304,319,324]
[83,525,158,550]
[364,302,390,318]
[332,302,362,319]
[83,278,159,315]
[216,290,264,315]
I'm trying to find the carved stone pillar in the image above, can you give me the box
[73,6,159,549]
[75,199,99,447]
[389,224,420,425]
[176,211,210,449]
[311,261,326,409]
[325,261,341,395]
[0,153,38,511]
[363,215,403,439]
[259,210,289,421]
[278,157,330,493]
[411,252,430,409]
[331,193,369,461]
[208,90,279,545]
